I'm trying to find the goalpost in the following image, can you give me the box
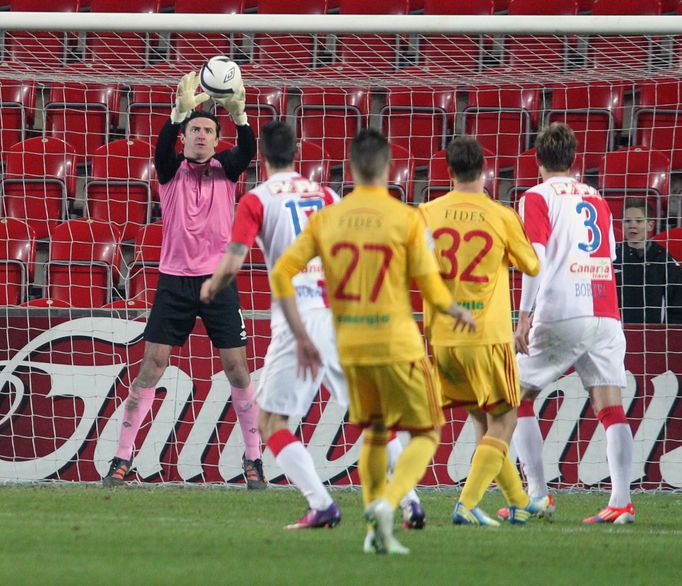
[0,12,680,490]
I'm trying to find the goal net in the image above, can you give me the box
[0,12,680,490]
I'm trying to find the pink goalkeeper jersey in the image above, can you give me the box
[519,176,620,323]
[159,158,236,276]
[231,171,338,327]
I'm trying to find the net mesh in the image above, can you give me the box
[0,25,681,489]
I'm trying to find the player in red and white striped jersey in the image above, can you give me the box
[505,123,634,524]
[201,121,424,530]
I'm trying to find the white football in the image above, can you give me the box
[199,56,242,98]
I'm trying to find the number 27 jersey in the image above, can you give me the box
[519,176,620,323]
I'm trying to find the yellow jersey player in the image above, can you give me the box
[419,136,544,526]
[271,129,475,555]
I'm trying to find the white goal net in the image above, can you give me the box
[0,12,680,490]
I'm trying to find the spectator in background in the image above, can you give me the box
[614,198,682,324]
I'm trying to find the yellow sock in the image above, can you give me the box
[459,436,507,509]
[384,431,439,510]
[496,455,530,508]
[359,430,390,508]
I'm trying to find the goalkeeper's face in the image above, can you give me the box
[182,118,219,162]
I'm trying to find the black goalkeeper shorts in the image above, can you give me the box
[144,273,247,349]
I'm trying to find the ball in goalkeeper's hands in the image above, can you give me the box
[200,56,242,99]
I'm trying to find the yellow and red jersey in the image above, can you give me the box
[419,191,539,346]
[272,186,444,365]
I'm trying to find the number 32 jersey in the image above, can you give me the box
[231,171,337,328]
[419,192,539,347]
[519,176,620,323]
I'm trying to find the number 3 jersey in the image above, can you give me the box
[519,176,620,323]
[230,171,337,328]
[419,192,539,347]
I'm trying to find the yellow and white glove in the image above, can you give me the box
[170,72,210,124]
[215,83,248,126]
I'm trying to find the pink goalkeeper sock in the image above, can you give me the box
[116,386,156,460]
[232,383,261,460]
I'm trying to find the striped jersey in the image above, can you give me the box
[519,176,620,323]
[231,171,337,327]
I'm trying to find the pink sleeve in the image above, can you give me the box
[231,193,264,248]
[520,192,551,246]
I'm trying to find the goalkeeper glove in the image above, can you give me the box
[215,84,248,126]
[170,72,210,124]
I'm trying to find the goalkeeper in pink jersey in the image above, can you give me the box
[499,122,634,524]
[200,121,426,530]
[102,72,266,489]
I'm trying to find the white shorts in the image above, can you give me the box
[517,316,627,392]
[256,309,349,417]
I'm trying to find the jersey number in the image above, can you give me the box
[576,201,602,253]
[432,227,493,282]
[284,198,324,236]
[331,242,393,302]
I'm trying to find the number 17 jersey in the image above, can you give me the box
[519,176,620,323]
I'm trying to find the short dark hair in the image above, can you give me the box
[350,129,391,184]
[624,197,654,218]
[445,136,484,183]
[180,110,221,136]
[259,121,296,169]
[535,122,576,172]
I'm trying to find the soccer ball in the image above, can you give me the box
[199,56,242,98]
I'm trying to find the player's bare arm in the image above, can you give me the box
[278,296,322,381]
[200,242,249,303]
[514,311,533,354]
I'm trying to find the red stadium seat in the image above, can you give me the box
[85,139,157,241]
[4,0,80,70]
[296,87,370,165]
[509,148,585,202]
[297,140,332,185]
[216,86,287,140]
[1,137,77,239]
[419,0,494,73]
[0,78,36,161]
[127,221,162,304]
[127,83,175,143]
[0,218,36,305]
[85,0,161,71]
[587,0,662,71]
[463,85,541,169]
[44,82,122,165]
[236,265,271,311]
[546,82,625,170]
[598,146,671,229]
[652,227,682,262]
[380,86,457,167]
[250,0,326,72]
[421,147,499,202]
[37,219,122,307]
[342,144,416,202]
[334,0,410,72]
[495,0,510,10]
[633,78,682,170]
[505,0,578,72]
[171,0,243,67]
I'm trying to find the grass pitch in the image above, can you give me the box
[0,485,680,585]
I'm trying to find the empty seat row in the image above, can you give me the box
[3,1,675,74]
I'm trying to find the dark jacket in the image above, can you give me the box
[614,241,682,324]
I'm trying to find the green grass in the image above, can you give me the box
[0,486,680,585]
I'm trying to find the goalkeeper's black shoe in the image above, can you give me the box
[102,457,133,487]
[242,456,267,490]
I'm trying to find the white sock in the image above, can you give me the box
[387,436,420,505]
[605,423,633,508]
[513,416,548,499]
[272,433,333,510]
